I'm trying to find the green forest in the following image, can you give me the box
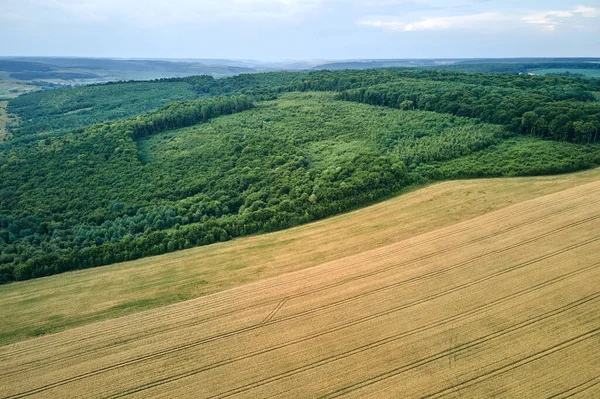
[1,69,600,283]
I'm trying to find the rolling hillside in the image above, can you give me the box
[1,168,599,345]
[1,170,599,398]
[3,2,600,396]
[3,87,600,285]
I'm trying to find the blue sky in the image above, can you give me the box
[1,0,599,60]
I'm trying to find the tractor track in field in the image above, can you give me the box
[111,275,600,399]
[323,329,600,398]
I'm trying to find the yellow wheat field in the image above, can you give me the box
[1,177,599,398]
[3,169,600,346]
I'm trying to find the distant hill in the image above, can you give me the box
[311,58,600,77]
[3,57,600,87]
[313,59,464,70]
[452,57,600,64]
[0,60,54,72]
[0,57,257,84]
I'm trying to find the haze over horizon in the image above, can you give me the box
[1,0,599,60]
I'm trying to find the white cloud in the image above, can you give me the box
[522,6,600,31]
[359,4,600,33]
[572,5,600,18]
[522,5,600,30]
[360,11,502,31]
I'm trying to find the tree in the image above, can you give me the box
[521,111,537,135]
[400,100,414,110]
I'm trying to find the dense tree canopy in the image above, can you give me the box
[7,68,599,147]
[337,78,600,144]
[1,68,600,283]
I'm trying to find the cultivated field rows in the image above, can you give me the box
[3,168,600,346]
[1,180,600,398]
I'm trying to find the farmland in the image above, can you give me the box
[1,171,599,397]
[0,79,39,100]
[1,62,600,398]
[1,167,599,346]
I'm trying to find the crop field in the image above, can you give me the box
[0,76,39,100]
[2,168,600,346]
[1,175,599,398]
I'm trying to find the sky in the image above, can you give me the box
[1,0,599,60]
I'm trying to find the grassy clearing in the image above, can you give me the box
[0,167,600,346]
[1,172,599,397]
[0,100,16,142]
